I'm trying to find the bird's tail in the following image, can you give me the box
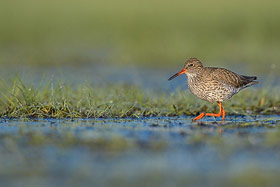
[240,75,258,89]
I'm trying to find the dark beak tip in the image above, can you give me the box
[168,68,186,81]
[168,74,178,81]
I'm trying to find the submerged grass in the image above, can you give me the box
[1,116,280,186]
[0,77,278,118]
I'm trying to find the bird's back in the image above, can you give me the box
[204,67,258,90]
[187,67,258,103]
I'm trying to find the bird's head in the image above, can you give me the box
[168,58,203,81]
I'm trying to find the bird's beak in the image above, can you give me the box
[168,68,187,81]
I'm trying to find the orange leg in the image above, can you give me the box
[222,107,225,121]
[192,102,226,121]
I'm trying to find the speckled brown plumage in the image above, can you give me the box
[168,58,258,121]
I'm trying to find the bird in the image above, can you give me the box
[168,58,258,121]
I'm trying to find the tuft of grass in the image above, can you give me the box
[0,77,278,118]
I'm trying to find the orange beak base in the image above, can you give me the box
[168,68,187,81]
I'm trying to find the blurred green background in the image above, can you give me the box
[1,0,280,73]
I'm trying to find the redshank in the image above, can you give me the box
[168,58,258,121]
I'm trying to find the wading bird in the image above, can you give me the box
[168,58,258,121]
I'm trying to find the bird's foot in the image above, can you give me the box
[192,113,205,121]
[192,112,226,122]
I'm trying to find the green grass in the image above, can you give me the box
[0,0,280,73]
[0,77,278,118]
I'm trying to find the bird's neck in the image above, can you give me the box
[187,69,204,84]
[186,68,203,79]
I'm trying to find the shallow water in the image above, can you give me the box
[1,115,280,186]
[1,64,278,92]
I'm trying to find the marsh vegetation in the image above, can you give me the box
[0,0,280,186]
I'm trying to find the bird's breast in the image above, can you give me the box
[187,76,238,103]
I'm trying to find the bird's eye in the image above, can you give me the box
[189,64,193,67]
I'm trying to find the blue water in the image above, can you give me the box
[0,64,278,92]
[0,115,280,186]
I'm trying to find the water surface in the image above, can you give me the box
[1,115,280,186]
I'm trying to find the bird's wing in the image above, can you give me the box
[206,67,257,89]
